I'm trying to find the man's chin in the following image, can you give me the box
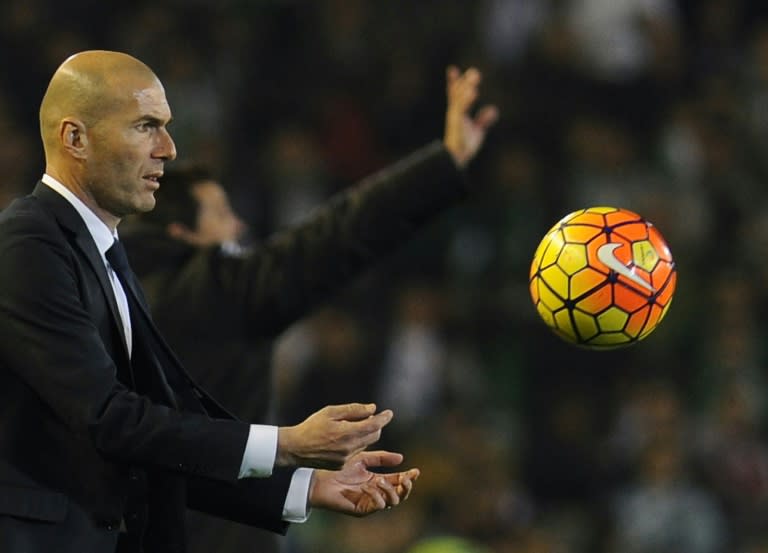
[137,197,157,213]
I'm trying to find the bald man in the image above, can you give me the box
[0,51,428,553]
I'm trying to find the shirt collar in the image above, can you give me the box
[41,174,118,259]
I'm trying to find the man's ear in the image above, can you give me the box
[61,120,88,159]
[167,222,199,244]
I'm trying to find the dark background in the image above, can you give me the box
[4,1,768,551]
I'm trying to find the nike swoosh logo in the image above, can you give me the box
[597,243,656,293]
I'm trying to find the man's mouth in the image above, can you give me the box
[143,172,163,187]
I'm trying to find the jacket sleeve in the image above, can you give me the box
[0,214,250,484]
[160,141,466,337]
[186,467,295,534]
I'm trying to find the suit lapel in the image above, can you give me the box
[30,182,234,418]
[31,182,130,359]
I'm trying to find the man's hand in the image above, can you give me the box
[276,403,393,469]
[309,450,420,516]
[443,65,499,168]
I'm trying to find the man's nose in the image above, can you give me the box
[155,128,177,161]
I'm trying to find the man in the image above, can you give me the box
[120,59,499,552]
[0,50,422,553]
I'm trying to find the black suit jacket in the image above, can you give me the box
[0,182,294,553]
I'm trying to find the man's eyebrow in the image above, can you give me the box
[135,115,173,126]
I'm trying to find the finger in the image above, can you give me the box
[475,105,500,130]
[376,476,401,507]
[462,67,482,87]
[361,484,387,512]
[348,409,393,435]
[356,450,404,469]
[325,403,377,421]
[397,469,420,500]
[446,65,460,92]
[396,476,412,500]
[456,68,481,98]
[450,73,481,112]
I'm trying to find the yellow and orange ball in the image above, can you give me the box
[529,207,676,349]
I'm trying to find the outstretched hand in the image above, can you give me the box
[443,65,499,168]
[276,403,393,470]
[309,450,420,516]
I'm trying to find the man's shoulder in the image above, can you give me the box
[0,194,66,247]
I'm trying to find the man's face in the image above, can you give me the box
[84,78,176,219]
[191,181,246,245]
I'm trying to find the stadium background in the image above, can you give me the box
[3,1,768,551]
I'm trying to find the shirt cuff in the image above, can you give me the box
[282,468,314,523]
[238,424,278,478]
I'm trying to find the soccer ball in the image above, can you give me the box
[529,206,676,349]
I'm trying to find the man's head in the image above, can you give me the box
[40,50,177,229]
[137,162,246,247]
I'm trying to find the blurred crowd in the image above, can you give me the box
[6,0,768,551]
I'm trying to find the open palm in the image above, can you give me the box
[310,450,420,516]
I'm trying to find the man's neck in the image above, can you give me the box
[44,168,121,231]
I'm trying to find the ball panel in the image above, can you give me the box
[562,224,602,244]
[536,302,555,328]
[554,309,577,341]
[588,331,632,347]
[557,243,588,275]
[640,304,665,338]
[650,261,674,292]
[540,265,569,297]
[640,304,664,338]
[585,206,619,215]
[625,306,651,337]
[539,231,564,268]
[597,306,630,333]
[656,301,674,327]
[613,285,650,312]
[576,284,612,313]
[529,277,540,303]
[559,208,589,225]
[605,208,641,226]
[612,221,649,242]
[585,232,609,267]
[538,279,565,311]
[571,267,606,298]
[648,227,674,261]
[631,240,659,272]
[655,272,676,306]
[572,309,599,341]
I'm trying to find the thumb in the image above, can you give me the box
[475,105,500,131]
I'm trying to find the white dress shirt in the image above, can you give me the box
[41,174,312,522]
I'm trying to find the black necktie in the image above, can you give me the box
[106,239,178,405]
[107,238,155,318]
[106,239,136,293]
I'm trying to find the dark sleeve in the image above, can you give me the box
[186,467,295,534]
[163,141,466,337]
[0,216,249,483]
